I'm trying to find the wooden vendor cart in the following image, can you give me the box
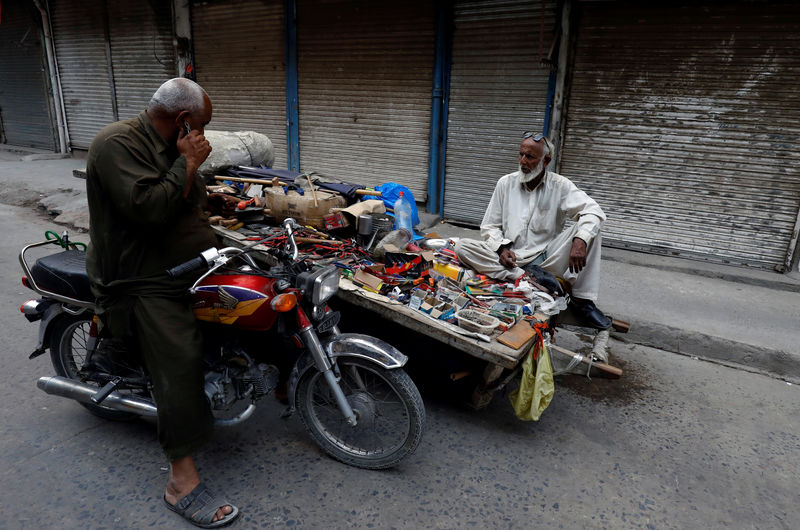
[211,225,623,409]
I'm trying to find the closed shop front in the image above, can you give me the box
[106,0,176,118]
[559,1,800,270]
[296,0,435,200]
[0,0,55,149]
[192,0,288,169]
[443,0,557,224]
[50,0,175,149]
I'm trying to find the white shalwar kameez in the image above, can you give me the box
[454,169,606,301]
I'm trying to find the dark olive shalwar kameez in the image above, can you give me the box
[86,111,217,460]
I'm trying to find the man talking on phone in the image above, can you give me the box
[85,77,239,527]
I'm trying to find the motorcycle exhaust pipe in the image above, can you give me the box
[37,376,158,417]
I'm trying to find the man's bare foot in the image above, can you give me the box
[164,455,232,523]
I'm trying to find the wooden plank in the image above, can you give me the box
[336,288,525,369]
[496,321,537,350]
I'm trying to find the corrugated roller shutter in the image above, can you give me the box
[443,0,557,224]
[559,1,800,270]
[50,0,115,149]
[296,0,434,200]
[192,0,288,169]
[107,0,176,119]
[0,1,55,149]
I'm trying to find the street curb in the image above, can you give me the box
[613,319,800,384]
[603,252,800,294]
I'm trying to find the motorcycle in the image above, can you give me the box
[19,219,425,469]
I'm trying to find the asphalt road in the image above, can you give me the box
[1,203,798,529]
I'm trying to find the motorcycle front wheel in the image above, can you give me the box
[295,357,425,469]
[49,313,139,421]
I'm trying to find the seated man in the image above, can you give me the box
[454,132,612,329]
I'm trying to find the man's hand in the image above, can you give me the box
[177,128,212,195]
[569,237,587,273]
[498,246,517,269]
[207,193,239,218]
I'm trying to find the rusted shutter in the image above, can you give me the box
[192,0,288,169]
[50,0,176,149]
[443,0,557,224]
[559,1,800,270]
[107,0,176,119]
[296,0,435,200]
[0,0,55,150]
[49,0,115,149]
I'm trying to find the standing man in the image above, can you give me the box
[455,132,612,329]
[86,78,239,527]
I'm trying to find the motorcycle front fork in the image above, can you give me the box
[297,310,357,426]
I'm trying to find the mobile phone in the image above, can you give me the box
[183,121,191,135]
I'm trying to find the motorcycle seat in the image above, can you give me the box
[30,250,93,302]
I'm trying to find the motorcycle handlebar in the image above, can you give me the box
[167,256,208,279]
[171,218,301,281]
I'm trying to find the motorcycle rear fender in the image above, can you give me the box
[285,333,408,415]
[30,302,64,358]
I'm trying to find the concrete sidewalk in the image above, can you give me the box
[2,146,798,382]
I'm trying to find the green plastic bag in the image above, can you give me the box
[509,337,554,421]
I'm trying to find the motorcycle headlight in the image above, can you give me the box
[298,266,340,306]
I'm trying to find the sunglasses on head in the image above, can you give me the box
[522,131,545,141]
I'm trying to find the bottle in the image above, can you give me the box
[393,191,413,233]
[372,228,412,258]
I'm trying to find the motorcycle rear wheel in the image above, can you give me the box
[295,357,425,469]
[49,313,140,421]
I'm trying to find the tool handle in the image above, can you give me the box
[215,175,288,187]
[295,237,344,245]
[215,175,381,196]
[237,197,255,210]
[549,344,623,378]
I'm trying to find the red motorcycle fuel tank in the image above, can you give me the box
[192,273,279,331]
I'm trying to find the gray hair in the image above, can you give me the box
[540,136,555,158]
[521,132,556,158]
[148,78,208,114]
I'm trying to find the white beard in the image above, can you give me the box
[518,159,545,183]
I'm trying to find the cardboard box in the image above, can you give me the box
[353,269,383,292]
[433,262,465,282]
[419,296,438,314]
[323,212,349,230]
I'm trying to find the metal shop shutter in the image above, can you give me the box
[50,0,177,149]
[296,0,434,200]
[559,2,800,270]
[443,0,557,224]
[49,0,115,149]
[106,0,176,119]
[0,0,55,150]
[192,0,288,169]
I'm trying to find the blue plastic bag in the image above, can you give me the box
[373,183,421,228]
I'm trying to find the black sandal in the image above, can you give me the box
[164,482,240,528]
